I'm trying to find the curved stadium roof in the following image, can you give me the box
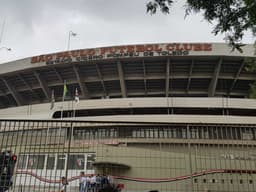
[0,42,255,109]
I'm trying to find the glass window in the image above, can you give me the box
[242,128,253,140]
[57,155,66,170]
[46,154,55,170]
[27,155,45,169]
[17,155,27,169]
[68,155,85,170]
[86,154,96,170]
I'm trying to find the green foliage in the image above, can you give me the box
[249,82,256,98]
[244,57,256,98]
[147,0,256,52]
[245,58,256,72]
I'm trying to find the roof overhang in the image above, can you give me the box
[93,161,131,169]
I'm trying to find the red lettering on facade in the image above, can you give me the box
[183,44,193,51]
[30,43,213,64]
[127,45,135,52]
[193,44,203,51]
[31,57,38,63]
[204,44,212,51]
[145,45,154,51]
[71,50,80,57]
[153,44,162,52]
[135,45,145,52]
[87,49,96,55]
[38,55,45,63]
[166,44,175,51]
[175,43,184,51]
[45,55,53,62]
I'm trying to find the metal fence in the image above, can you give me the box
[0,119,256,192]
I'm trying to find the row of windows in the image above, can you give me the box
[1,125,255,141]
[17,153,96,170]
[73,126,256,140]
[194,178,254,185]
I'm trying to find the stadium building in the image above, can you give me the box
[0,43,256,192]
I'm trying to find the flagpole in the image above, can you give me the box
[60,80,67,120]
[67,30,77,50]
[71,88,79,142]
[0,18,6,46]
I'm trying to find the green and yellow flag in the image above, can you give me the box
[63,83,68,99]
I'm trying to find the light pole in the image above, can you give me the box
[0,47,11,51]
[67,30,77,50]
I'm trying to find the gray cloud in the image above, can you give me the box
[1,0,251,64]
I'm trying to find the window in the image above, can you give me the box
[68,155,85,170]
[57,155,66,170]
[17,155,27,169]
[194,178,198,183]
[27,155,45,169]
[249,180,253,184]
[203,179,207,183]
[46,154,55,170]
[86,154,96,170]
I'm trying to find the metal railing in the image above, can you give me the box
[0,119,256,192]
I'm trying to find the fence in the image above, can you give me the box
[0,119,256,192]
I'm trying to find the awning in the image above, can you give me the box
[92,161,131,169]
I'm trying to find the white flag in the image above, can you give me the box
[74,88,79,104]
[50,90,55,110]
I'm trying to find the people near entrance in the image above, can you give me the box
[95,174,102,192]
[79,172,86,192]
[60,176,68,192]
[101,174,109,189]
[79,174,123,192]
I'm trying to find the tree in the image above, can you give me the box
[146,0,256,52]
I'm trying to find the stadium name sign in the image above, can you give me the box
[31,43,212,65]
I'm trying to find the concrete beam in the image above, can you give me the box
[208,58,222,97]
[229,60,245,94]
[34,71,51,101]
[53,67,63,83]
[73,65,90,99]
[18,74,41,100]
[165,59,170,97]
[1,77,24,106]
[117,61,127,97]
[95,63,107,97]
[186,60,194,93]
[142,60,147,95]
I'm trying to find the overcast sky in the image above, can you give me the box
[0,0,254,64]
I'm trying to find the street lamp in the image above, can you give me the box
[0,47,11,51]
[67,30,77,50]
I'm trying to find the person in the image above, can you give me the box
[60,177,68,192]
[95,174,102,192]
[84,175,91,192]
[79,172,86,192]
[90,174,96,192]
[101,174,109,189]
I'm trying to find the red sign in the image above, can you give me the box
[31,43,212,64]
